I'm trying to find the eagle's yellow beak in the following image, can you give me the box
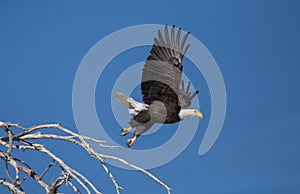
[197,111,203,119]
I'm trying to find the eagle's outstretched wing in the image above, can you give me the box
[141,25,190,107]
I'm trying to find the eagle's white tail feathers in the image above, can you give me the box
[114,92,130,108]
[114,92,148,115]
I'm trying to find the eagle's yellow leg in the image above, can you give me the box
[121,127,132,136]
[126,135,137,147]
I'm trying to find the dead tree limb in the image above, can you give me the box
[0,121,171,194]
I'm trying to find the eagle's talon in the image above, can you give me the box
[126,135,137,147]
[126,139,133,147]
[121,127,132,136]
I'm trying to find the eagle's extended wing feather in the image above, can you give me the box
[178,80,199,108]
[141,25,190,107]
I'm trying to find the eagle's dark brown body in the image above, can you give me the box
[131,81,182,126]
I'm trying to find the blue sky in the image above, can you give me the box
[1,0,300,193]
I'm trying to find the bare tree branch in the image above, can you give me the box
[0,121,171,194]
[0,178,24,194]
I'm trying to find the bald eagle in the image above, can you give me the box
[115,25,203,147]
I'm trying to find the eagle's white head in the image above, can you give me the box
[179,108,203,120]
